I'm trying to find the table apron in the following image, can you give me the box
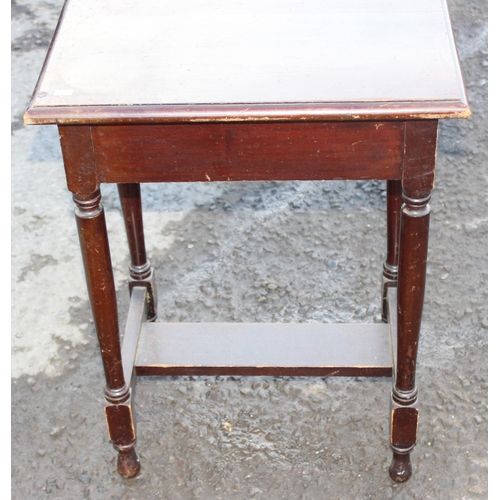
[90,121,405,184]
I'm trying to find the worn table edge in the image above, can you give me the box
[23,100,471,125]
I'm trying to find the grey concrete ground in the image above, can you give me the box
[11,0,487,498]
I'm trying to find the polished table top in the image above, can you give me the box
[25,0,469,124]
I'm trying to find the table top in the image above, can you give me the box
[24,0,470,124]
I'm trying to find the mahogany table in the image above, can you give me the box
[25,0,470,483]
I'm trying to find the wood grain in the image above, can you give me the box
[58,125,97,194]
[93,122,404,183]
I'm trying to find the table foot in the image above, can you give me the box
[116,445,141,478]
[389,390,418,483]
[389,449,412,482]
[105,400,139,478]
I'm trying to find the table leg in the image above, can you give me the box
[389,188,431,482]
[382,180,402,322]
[74,189,141,478]
[118,183,157,321]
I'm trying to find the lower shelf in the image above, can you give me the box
[123,287,394,378]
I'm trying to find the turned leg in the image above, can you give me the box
[389,189,431,482]
[387,120,437,482]
[74,190,140,478]
[382,180,402,322]
[118,183,157,321]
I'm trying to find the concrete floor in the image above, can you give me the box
[12,0,487,498]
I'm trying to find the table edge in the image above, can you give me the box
[24,100,471,125]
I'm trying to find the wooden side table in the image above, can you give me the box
[24,0,470,482]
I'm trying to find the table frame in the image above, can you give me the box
[54,118,439,482]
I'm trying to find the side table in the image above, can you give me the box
[24,0,470,482]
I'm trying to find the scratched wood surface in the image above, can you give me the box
[25,0,470,123]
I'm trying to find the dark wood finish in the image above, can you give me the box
[24,0,470,484]
[24,0,469,124]
[382,180,402,322]
[121,287,148,388]
[117,184,150,279]
[104,404,140,478]
[384,181,402,276]
[388,120,438,482]
[396,120,437,394]
[402,120,438,196]
[58,125,97,194]
[394,191,430,395]
[108,288,145,479]
[118,184,157,320]
[137,365,391,378]
[389,399,419,482]
[93,122,404,183]
[25,101,470,126]
[132,314,392,378]
[73,190,126,398]
[389,451,413,483]
[47,118,444,483]
[391,407,419,449]
[46,120,444,483]
[73,190,140,477]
